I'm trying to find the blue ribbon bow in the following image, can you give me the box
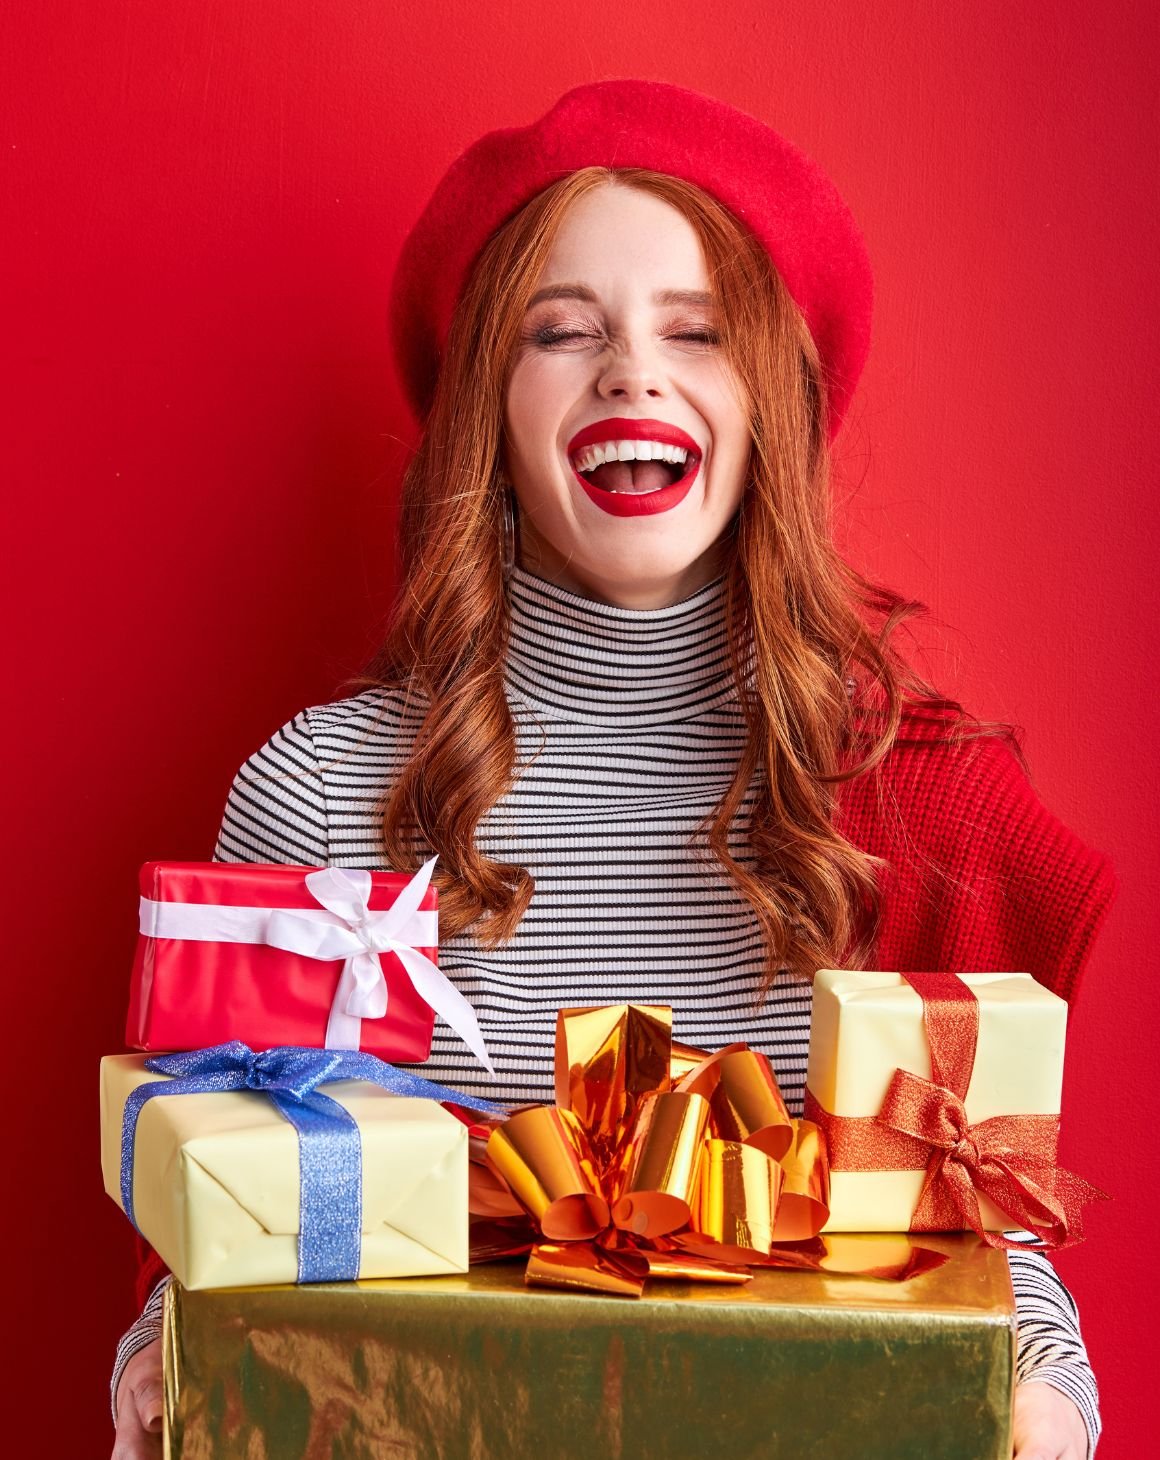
[120,1041,505,1283]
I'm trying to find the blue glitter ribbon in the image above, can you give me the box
[119,1041,505,1283]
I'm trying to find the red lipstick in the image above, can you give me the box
[565,417,703,519]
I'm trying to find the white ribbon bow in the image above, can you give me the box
[139,859,494,1073]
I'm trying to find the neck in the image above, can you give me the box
[515,535,730,611]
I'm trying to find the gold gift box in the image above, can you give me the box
[807,970,1066,1232]
[164,1234,1015,1458]
[100,1054,468,1289]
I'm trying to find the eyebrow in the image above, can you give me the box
[525,284,717,309]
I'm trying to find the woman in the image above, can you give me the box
[111,80,1112,1460]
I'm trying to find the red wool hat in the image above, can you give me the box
[388,78,873,440]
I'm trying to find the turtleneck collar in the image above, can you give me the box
[504,565,737,729]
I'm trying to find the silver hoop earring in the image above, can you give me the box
[501,484,518,577]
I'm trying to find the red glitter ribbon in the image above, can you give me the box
[803,973,1106,1250]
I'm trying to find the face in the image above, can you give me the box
[502,183,752,609]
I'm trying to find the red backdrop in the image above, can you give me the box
[4,2,1156,1452]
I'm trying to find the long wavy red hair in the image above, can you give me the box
[363,166,970,984]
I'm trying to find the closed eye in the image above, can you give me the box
[532,328,721,348]
[532,328,596,346]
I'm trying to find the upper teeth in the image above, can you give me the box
[572,439,692,472]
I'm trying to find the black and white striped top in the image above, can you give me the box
[115,566,1101,1450]
[219,567,800,1110]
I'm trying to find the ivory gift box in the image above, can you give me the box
[805,970,1068,1233]
[100,1053,469,1289]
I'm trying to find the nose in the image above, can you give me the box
[596,332,669,402]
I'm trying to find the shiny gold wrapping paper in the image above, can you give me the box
[164,1233,1015,1459]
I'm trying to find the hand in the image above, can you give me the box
[1012,1381,1089,1460]
[111,1338,163,1459]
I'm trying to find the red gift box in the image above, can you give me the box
[126,861,489,1066]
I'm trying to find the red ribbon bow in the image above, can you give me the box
[809,972,1106,1250]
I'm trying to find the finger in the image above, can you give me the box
[1011,1432,1059,1460]
[111,1390,164,1459]
[133,1374,164,1432]
[110,1421,163,1460]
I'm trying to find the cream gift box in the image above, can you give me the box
[805,970,1067,1233]
[100,1052,469,1289]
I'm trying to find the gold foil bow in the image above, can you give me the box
[477,1005,840,1296]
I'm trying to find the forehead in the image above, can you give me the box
[533,184,713,297]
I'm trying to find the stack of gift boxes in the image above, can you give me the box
[102,860,497,1290]
[100,860,1101,1459]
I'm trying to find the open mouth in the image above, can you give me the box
[569,439,700,496]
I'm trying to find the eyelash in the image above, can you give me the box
[532,327,721,348]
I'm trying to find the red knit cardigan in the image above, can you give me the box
[132,714,1116,1307]
[837,714,1115,1009]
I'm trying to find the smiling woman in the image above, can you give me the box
[111,81,1110,1460]
[373,162,916,974]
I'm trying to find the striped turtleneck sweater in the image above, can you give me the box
[114,566,1103,1451]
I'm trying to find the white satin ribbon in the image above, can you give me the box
[139,859,494,1073]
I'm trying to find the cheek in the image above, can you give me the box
[506,358,578,451]
[505,360,544,437]
[701,394,752,492]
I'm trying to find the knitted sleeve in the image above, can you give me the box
[1007,1237,1101,1454]
[843,722,1116,1005]
[112,708,330,1425]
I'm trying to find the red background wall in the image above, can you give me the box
[4,2,1156,1451]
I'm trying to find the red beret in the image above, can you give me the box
[388,78,873,440]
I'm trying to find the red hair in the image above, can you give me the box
[362,167,971,984]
